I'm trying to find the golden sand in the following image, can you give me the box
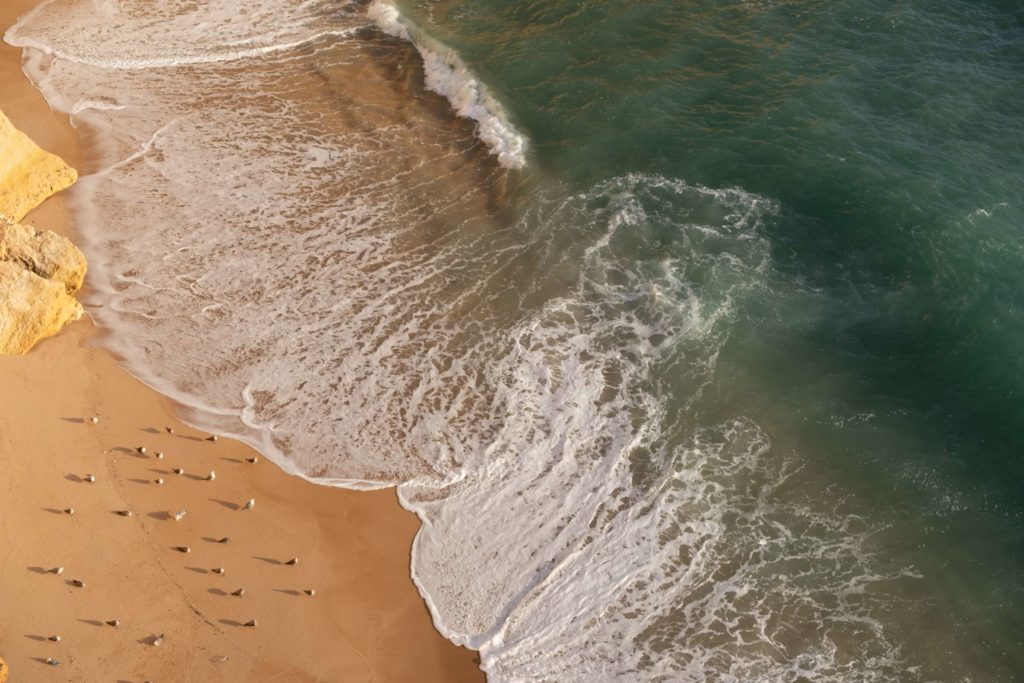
[0,2,483,680]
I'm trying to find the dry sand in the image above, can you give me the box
[0,2,483,681]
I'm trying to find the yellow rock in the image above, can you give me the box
[0,260,83,354]
[0,111,86,354]
[0,654,8,683]
[0,110,77,222]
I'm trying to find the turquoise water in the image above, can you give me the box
[10,0,1024,679]
[402,0,1024,676]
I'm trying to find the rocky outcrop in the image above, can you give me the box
[0,110,77,222]
[0,218,85,354]
[0,654,8,683]
[0,110,86,354]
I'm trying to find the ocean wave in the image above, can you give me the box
[368,1,528,169]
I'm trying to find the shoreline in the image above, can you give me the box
[0,2,484,681]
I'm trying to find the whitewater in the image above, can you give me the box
[6,0,944,680]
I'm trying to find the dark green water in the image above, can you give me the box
[11,0,1024,678]
[399,0,1024,677]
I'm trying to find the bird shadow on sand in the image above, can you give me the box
[184,473,207,481]
[24,634,48,641]
[184,566,209,574]
[148,511,172,521]
[140,427,160,434]
[40,508,64,515]
[218,618,242,627]
[220,457,244,464]
[32,657,53,665]
[64,474,82,483]
[253,556,282,565]
[274,589,302,596]
[210,499,239,511]
[77,619,104,627]
[61,417,85,424]
[177,434,207,442]
[128,478,152,485]
[113,446,147,458]
[208,588,228,596]
[27,566,50,574]
[149,468,170,476]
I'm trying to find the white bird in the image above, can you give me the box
[106,619,119,628]
[84,474,96,483]
[165,427,174,434]
[231,588,245,597]
[155,452,165,460]
[303,589,316,597]
[154,478,164,485]
[241,499,255,511]
[48,635,61,642]
[245,456,258,464]
[216,537,230,544]
[212,567,225,575]
[46,657,60,666]
[284,557,298,566]
[151,633,165,647]
[48,566,64,575]
[205,471,216,481]
[89,416,99,424]
[242,619,256,628]
[116,510,133,517]
[207,435,219,442]
[172,467,184,476]
[70,579,85,588]
[137,446,147,454]
[173,546,191,554]
[63,508,74,515]
[172,510,187,522]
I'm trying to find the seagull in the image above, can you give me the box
[115,510,133,517]
[303,589,316,597]
[63,508,74,515]
[46,657,60,666]
[216,537,230,544]
[154,478,164,485]
[242,619,257,628]
[230,588,245,597]
[137,447,147,454]
[48,635,61,642]
[284,557,298,566]
[173,546,191,553]
[165,427,174,434]
[206,435,219,442]
[48,566,64,575]
[172,510,187,522]
[205,471,216,481]
[212,567,225,575]
[155,452,165,460]
[245,456,258,464]
[70,579,85,588]
[241,499,255,511]
[106,619,119,628]
[172,467,184,476]
[84,474,96,483]
[151,634,165,647]
[90,416,99,424]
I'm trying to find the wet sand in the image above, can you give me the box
[0,2,483,681]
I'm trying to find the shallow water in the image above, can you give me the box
[8,0,1024,680]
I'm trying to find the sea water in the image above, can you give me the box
[8,0,1024,680]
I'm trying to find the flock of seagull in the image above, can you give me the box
[36,416,316,669]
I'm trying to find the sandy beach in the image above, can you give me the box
[0,2,483,681]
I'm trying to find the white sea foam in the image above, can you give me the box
[7,2,913,680]
[368,1,527,169]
